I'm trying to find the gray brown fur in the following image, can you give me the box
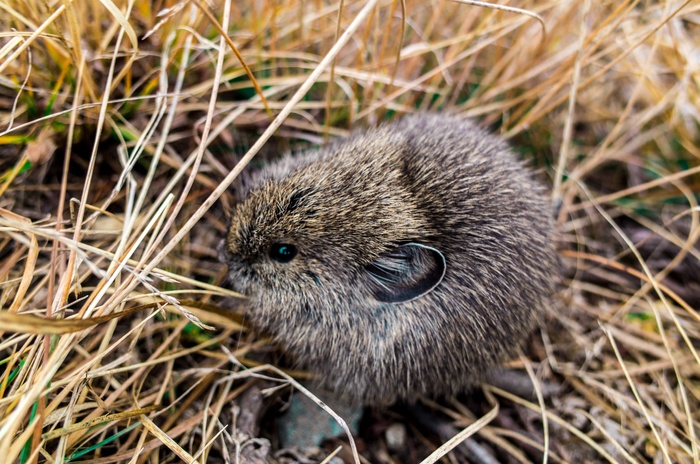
[222,113,557,405]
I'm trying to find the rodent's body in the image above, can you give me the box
[223,113,557,405]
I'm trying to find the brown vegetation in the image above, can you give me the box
[0,0,698,462]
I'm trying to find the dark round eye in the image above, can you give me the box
[269,243,297,263]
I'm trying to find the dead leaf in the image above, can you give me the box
[26,130,57,164]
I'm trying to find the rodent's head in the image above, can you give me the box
[221,142,446,326]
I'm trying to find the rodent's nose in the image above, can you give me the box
[226,252,254,268]
[217,239,250,266]
[224,260,256,295]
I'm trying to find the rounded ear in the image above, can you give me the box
[365,243,446,304]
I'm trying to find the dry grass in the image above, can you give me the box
[0,0,698,462]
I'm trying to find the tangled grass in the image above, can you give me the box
[0,0,698,462]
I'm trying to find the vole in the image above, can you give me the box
[221,113,557,405]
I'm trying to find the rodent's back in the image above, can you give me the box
[393,114,554,312]
[358,114,555,401]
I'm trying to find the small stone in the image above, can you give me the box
[385,423,406,451]
[277,388,363,450]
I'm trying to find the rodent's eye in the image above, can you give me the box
[269,243,297,263]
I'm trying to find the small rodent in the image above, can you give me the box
[222,113,557,405]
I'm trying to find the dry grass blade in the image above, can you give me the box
[450,0,546,39]
[420,402,499,464]
[42,405,159,441]
[0,304,155,335]
[561,250,700,323]
[552,0,589,201]
[140,414,200,464]
[191,0,273,119]
[0,4,66,76]
[603,328,673,463]
[234,358,363,464]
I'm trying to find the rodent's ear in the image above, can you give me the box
[365,243,446,304]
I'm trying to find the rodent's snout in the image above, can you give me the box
[217,238,255,295]
[217,238,249,267]
[222,259,254,296]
